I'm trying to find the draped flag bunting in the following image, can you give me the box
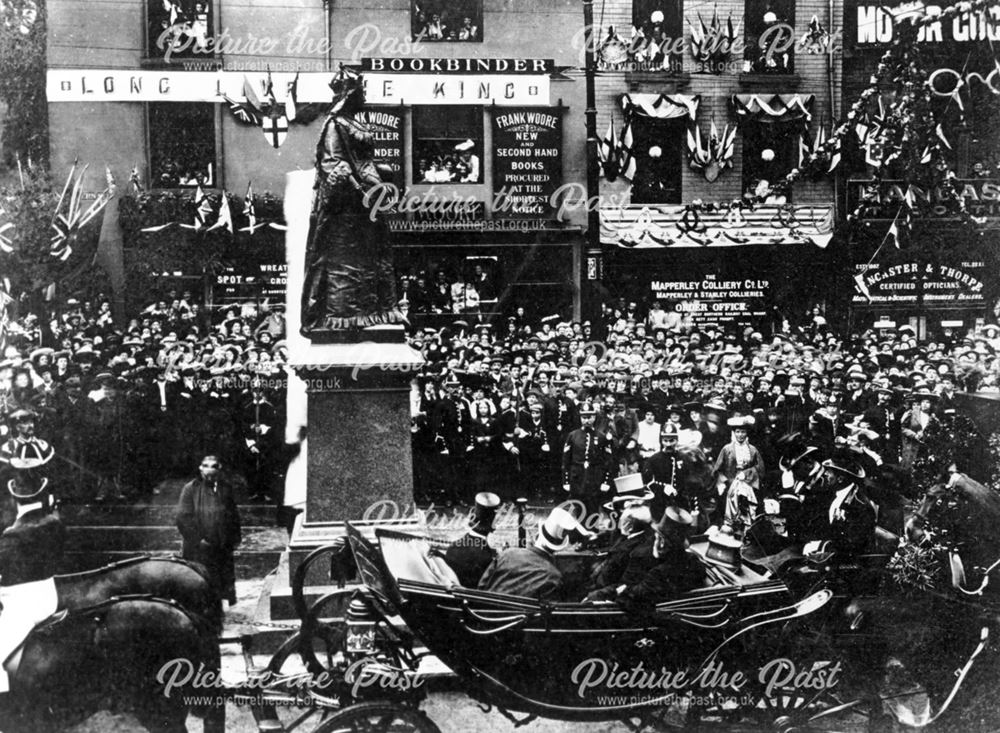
[600,203,834,249]
[49,162,114,261]
[622,93,700,121]
[732,94,814,123]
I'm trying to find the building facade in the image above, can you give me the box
[590,0,841,332]
[841,0,1000,338]
[46,0,589,321]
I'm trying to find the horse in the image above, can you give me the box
[54,555,222,630]
[0,596,225,733]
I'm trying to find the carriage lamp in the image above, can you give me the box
[346,595,378,656]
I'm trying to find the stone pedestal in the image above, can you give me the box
[286,330,424,584]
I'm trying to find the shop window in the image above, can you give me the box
[411,0,482,42]
[412,106,484,184]
[632,0,685,72]
[147,0,214,62]
[629,116,684,204]
[744,0,794,73]
[741,122,797,196]
[148,103,216,188]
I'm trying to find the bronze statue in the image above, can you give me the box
[301,67,404,338]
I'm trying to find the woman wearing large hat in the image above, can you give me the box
[899,389,938,471]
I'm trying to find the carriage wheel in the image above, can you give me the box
[313,701,441,733]
[296,589,355,680]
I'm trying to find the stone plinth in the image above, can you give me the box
[285,327,424,587]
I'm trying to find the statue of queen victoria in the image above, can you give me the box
[300,67,405,339]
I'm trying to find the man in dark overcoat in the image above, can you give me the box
[176,455,242,609]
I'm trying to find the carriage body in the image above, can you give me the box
[345,524,844,721]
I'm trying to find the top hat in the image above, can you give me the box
[471,492,500,532]
[536,507,593,552]
[607,473,654,507]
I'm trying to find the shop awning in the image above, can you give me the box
[622,93,700,120]
[731,94,814,124]
[600,204,834,248]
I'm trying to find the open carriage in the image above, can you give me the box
[270,522,996,733]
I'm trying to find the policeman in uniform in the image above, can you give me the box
[562,406,613,520]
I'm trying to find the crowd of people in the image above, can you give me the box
[407,300,996,514]
[415,146,481,184]
[0,291,288,502]
[401,261,497,314]
[411,7,481,42]
[1,287,997,520]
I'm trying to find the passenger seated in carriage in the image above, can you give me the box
[440,492,500,588]
[583,472,655,598]
[614,507,706,614]
[478,507,593,601]
[0,448,64,694]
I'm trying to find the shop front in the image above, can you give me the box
[599,202,836,333]
[354,56,585,322]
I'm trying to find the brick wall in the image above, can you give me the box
[595,0,842,208]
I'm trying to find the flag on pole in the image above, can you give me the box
[129,165,144,195]
[179,185,213,230]
[886,209,903,249]
[620,120,637,182]
[854,272,872,302]
[50,161,114,260]
[239,182,268,234]
[0,208,13,253]
[207,192,233,233]
[597,118,621,181]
